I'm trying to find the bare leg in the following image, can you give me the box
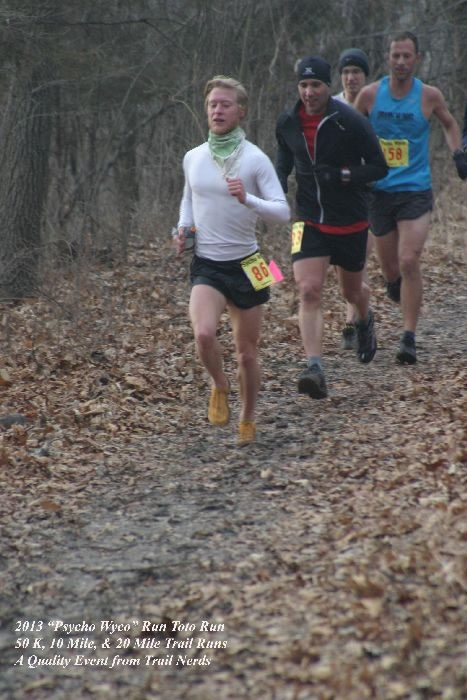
[293,256,329,357]
[189,284,229,390]
[397,213,431,332]
[374,228,400,283]
[339,268,369,322]
[343,231,374,323]
[340,266,376,363]
[228,303,263,422]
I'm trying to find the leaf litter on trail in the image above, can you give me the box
[0,233,466,699]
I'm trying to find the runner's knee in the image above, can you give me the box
[194,327,217,352]
[236,345,257,371]
[400,252,420,277]
[298,280,321,305]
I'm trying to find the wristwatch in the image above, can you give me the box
[340,167,351,183]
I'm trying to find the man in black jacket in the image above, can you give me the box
[276,56,388,398]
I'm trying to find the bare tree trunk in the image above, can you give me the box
[115,111,139,261]
[0,64,54,298]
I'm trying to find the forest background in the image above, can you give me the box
[0,0,465,294]
[0,2,466,700]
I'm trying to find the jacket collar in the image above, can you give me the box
[292,97,338,120]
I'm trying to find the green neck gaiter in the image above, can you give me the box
[208,126,246,169]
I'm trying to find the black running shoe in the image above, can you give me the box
[297,365,328,399]
[396,334,417,364]
[356,310,377,364]
[341,323,357,350]
[386,277,401,303]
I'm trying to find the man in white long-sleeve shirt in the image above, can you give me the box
[177,75,289,444]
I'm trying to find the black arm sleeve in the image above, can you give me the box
[348,116,388,185]
[275,120,295,194]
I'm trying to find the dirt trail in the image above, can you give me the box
[0,239,465,700]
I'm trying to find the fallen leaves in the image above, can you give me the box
[39,498,62,513]
[123,374,150,392]
[0,237,465,699]
[0,368,12,386]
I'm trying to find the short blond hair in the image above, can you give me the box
[204,75,248,113]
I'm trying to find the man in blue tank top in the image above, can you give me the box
[355,31,465,364]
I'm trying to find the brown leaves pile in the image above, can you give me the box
[0,226,466,698]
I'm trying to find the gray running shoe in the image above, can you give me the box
[386,277,401,303]
[396,335,417,364]
[341,323,357,350]
[298,364,328,399]
[356,310,377,363]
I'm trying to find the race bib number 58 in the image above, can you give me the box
[379,138,409,167]
[241,252,273,291]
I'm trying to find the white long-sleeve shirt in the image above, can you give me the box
[178,140,290,261]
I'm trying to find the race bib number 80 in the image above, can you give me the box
[241,252,273,291]
[379,138,409,167]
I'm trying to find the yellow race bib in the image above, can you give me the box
[241,252,273,291]
[291,221,304,254]
[379,138,409,167]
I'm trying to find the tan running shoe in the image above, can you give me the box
[238,420,256,444]
[208,386,229,426]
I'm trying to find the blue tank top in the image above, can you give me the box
[369,76,431,191]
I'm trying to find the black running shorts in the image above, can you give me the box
[292,224,368,272]
[190,255,270,309]
[369,189,433,237]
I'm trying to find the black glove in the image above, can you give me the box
[313,164,342,186]
[453,149,467,181]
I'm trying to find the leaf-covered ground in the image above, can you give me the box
[0,200,466,699]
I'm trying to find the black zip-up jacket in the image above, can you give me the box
[276,97,388,227]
